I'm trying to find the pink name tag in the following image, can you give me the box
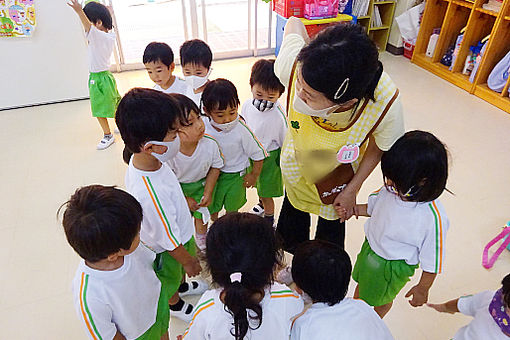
[337,144,360,164]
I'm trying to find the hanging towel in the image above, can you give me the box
[488,50,510,93]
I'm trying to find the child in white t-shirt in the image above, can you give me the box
[68,0,120,150]
[202,79,267,219]
[181,213,304,340]
[290,240,394,340]
[116,88,206,323]
[62,185,170,340]
[180,39,213,106]
[144,42,188,95]
[242,59,287,225]
[168,94,224,250]
[338,130,450,318]
[428,273,510,339]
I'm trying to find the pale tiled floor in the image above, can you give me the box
[1,54,510,340]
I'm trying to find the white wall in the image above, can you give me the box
[0,1,89,110]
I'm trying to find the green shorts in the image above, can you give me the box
[154,237,197,298]
[136,285,170,340]
[89,71,121,118]
[250,148,283,198]
[208,171,246,214]
[180,179,216,220]
[352,239,418,307]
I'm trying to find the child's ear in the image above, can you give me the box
[106,251,121,262]
[170,62,176,73]
[294,285,304,295]
[141,142,154,154]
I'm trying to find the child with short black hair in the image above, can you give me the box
[168,94,224,250]
[116,88,205,322]
[290,240,394,340]
[242,59,287,224]
[180,39,213,106]
[62,185,170,340]
[202,79,267,219]
[144,42,187,95]
[342,130,450,318]
[68,0,120,150]
[428,273,510,339]
[181,213,303,339]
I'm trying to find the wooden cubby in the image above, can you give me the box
[412,0,510,113]
[357,0,397,51]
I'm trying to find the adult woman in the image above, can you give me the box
[275,18,404,253]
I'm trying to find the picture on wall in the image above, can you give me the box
[0,0,36,37]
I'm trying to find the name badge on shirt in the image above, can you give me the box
[337,144,360,164]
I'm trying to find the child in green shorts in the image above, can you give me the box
[68,1,121,150]
[241,59,287,225]
[202,79,268,220]
[167,94,224,251]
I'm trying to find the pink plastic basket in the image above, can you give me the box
[303,0,339,20]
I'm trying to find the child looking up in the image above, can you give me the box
[180,39,213,106]
[168,94,224,250]
[144,42,187,95]
[181,213,304,339]
[202,79,267,219]
[68,0,120,150]
[242,59,287,225]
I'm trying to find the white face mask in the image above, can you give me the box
[293,94,339,118]
[145,135,180,163]
[185,68,212,90]
[209,115,239,133]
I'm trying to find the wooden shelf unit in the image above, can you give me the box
[412,0,510,113]
[357,0,397,51]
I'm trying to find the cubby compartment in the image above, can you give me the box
[413,0,449,58]
[431,4,471,63]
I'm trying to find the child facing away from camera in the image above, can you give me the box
[180,213,304,340]
[241,59,287,225]
[337,130,450,318]
[428,273,510,339]
[62,185,170,340]
[116,88,207,323]
[290,240,394,340]
[202,79,267,219]
[68,0,121,150]
[167,94,224,250]
[180,39,213,106]
[143,42,188,95]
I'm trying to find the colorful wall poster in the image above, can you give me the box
[0,0,36,37]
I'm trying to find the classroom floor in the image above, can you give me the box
[2,53,510,340]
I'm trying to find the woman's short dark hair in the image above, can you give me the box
[60,185,142,263]
[292,240,351,306]
[502,273,510,308]
[381,130,449,202]
[202,79,240,113]
[115,88,187,153]
[249,59,285,96]
[297,23,382,104]
[83,2,113,30]
[180,39,213,69]
[206,213,284,340]
[143,42,174,67]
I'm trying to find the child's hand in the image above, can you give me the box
[67,0,82,12]
[183,257,202,277]
[243,173,257,188]
[427,302,454,314]
[405,285,429,307]
[199,193,212,208]
[185,197,199,212]
[176,336,183,340]
[334,204,348,221]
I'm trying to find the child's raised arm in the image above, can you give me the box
[68,0,92,33]
[427,298,460,314]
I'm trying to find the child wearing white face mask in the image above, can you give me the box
[202,79,268,220]
[180,39,213,107]
[116,88,204,323]
[241,59,288,225]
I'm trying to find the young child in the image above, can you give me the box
[68,0,120,150]
[181,213,304,339]
[341,130,450,318]
[201,79,267,219]
[62,185,170,340]
[167,94,224,250]
[116,88,206,322]
[144,42,188,95]
[241,59,287,225]
[180,39,213,106]
[290,240,394,340]
[428,273,510,339]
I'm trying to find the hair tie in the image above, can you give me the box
[230,272,242,283]
[334,78,350,100]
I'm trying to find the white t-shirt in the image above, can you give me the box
[125,160,194,253]
[72,244,161,340]
[454,290,508,340]
[153,77,188,96]
[291,298,394,340]
[241,99,288,152]
[86,26,116,73]
[204,118,267,173]
[364,187,449,273]
[168,134,225,183]
[186,87,203,107]
[182,283,304,340]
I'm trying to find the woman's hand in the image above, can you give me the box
[333,186,357,222]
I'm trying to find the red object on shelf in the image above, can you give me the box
[273,0,304,18]
[305,23,332,37]
[403,39,415,59]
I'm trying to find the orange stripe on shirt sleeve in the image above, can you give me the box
[432,201,444,273]
[182,302,215,338]
[80,273,99,340]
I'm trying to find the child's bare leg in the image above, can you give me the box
[195,217,207,235]
[374,301,393,318]
[260,197,275,216]
[97,117,111,135]
[211,212,219,222]
[169,291,179,305]
[354,284,360,299]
